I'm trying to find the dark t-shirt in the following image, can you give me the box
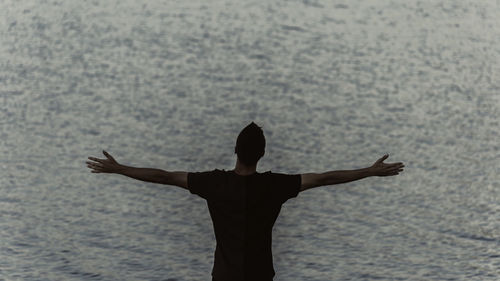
[187,169,301,281]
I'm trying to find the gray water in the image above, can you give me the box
[1,0,499,280]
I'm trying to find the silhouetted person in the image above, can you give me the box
[86,122,404,281]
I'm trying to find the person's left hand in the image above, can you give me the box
[86,150,123,173]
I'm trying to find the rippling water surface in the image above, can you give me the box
[1,0,499,280]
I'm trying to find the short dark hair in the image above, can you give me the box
[234,121,266,166]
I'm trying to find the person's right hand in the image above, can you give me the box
[369,154,404,177]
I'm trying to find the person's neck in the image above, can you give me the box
[233,160,257,176]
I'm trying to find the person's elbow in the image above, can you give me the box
[162,171,189,190]
[300,173,325,192]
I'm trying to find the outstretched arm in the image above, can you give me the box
[86,150,188,189]
[300,154,404,192]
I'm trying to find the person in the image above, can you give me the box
[86,121,404,281]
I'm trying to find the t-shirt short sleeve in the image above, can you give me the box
[187,169,219,200]
[270,172,302,204]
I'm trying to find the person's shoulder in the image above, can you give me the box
[214,168,231,176]
[265,170,298,176]
[266,171,301,184]
[189,168,222,176]
[213,168,225,174]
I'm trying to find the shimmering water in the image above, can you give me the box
[1,0,499,280]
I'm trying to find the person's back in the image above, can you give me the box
[86,121,404,281]
[187,169,301,281]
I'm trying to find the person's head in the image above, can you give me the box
[234,121,266,167]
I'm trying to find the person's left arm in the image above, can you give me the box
[86,150,188,190]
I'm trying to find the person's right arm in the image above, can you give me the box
[300,154,404,192]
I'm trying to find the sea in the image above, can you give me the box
[1,0,499,280]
